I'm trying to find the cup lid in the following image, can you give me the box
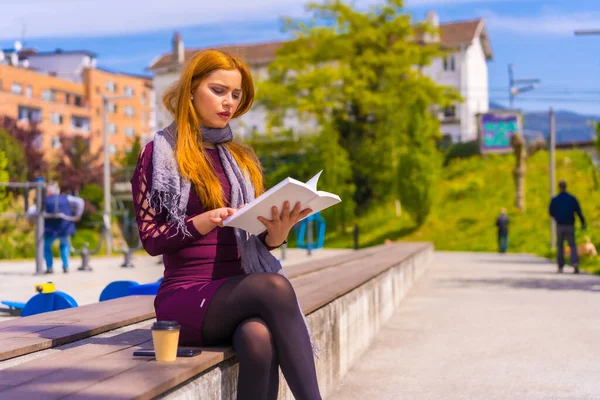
[152,320,180,331]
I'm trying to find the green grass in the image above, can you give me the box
[325,149,600,275]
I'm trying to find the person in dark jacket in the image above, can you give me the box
[28,183,85,273]
[496,208,509,253]
[549,180,586,273]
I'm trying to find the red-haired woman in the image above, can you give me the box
[131,49,322,399]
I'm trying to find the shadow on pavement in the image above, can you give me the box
[441,274,600,293]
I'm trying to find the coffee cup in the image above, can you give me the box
[151,320,180,362]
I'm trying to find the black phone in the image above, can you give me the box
[133,348,202,357]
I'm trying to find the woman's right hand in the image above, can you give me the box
[208,207,237,227]
[191,207,237,235]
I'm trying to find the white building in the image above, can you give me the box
[22,49,98,83]
[148,12,493,143]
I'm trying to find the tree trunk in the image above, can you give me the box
[511,134,526,211]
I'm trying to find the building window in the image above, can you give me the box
[96,108,100,117]
[141,92,147,105]
[11,83,23,95]
[125,127,135,137]
[51,136,62,149]
[124,106,135,117]
[443,105,457,118]
[443,55,455,72]
[50,113,63,125]
[18,106,42,123]
[71,116,91,132]
[108,103,118,113]
[124,86,134,97]
[74,96,83,107]
[106,81,117,92]
[25,86,32,99]
[108,144,117,154]
[42,89,57,102]
[108,123,117,134]
[65,94,71,105]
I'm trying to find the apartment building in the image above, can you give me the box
[0,48,155,159]
[149,12,493,143]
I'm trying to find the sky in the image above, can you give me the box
[1,0,600,115]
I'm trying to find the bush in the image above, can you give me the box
[444,140,480,165]
[446,177,484,201]
[397,150,441,227]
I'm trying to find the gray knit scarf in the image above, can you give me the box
[149,122,318,357]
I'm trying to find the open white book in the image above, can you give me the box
[223,170,341,235]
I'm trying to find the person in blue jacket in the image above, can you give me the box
[28,183,85,273]
[549,180,586,274]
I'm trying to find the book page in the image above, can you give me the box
[223,179,319,234]
[305,170,323,191]
[304,192,341,219]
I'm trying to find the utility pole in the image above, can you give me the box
[549,108,556,250]
[102,94,131,255]
[508,64,540,109]
[574,30,600,36]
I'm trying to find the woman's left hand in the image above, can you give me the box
[258,201,312,247]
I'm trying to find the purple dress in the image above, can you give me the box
[131,142,276,346]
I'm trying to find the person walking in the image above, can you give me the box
[131,49,322,399]
[549,180,586,274]
[28,182,85,273]
[496,208,509,253]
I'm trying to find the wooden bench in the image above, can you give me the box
[0,242,433,399]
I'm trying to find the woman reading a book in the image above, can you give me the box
[130,49,322,399]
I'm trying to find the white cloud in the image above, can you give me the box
[405,0,549,5]
[0,0,316,40]
[1,0,579,41]
[485,10,600,35]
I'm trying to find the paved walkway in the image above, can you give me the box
[332,252,600,400]
[0,247,350,321]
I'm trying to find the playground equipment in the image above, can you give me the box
[70,224,105,272]
[0,281,78,317]
[99,277,163,302]
[0,180,145,273]
[295,212,326,254]
[0,181,47,274]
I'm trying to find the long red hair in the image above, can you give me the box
[162,49,263,210]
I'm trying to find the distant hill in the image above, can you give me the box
[489,102,598,143]
[325,149,600,274]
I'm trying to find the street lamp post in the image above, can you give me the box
[508,64,540,109]
[102,94,131,255]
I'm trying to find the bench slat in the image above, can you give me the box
[0,296,155,361]
[0,247,374,361]
[0,328,152,387]
[295,244,428,314]
[62,347,235,400]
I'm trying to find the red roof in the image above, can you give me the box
[148,18,491,71]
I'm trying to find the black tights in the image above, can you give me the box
[202,273,322,400]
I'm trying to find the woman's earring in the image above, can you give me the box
[191,95,194,101]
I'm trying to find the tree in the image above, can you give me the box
[595,122,600,157]
[257,0,458,212]
[0,116,47,181]
[396,97,441,226]
[117,135,143,168]
[511,133,526,211]
[0,151,10,212]
[54,133,103,194]
[0,128,27,182]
